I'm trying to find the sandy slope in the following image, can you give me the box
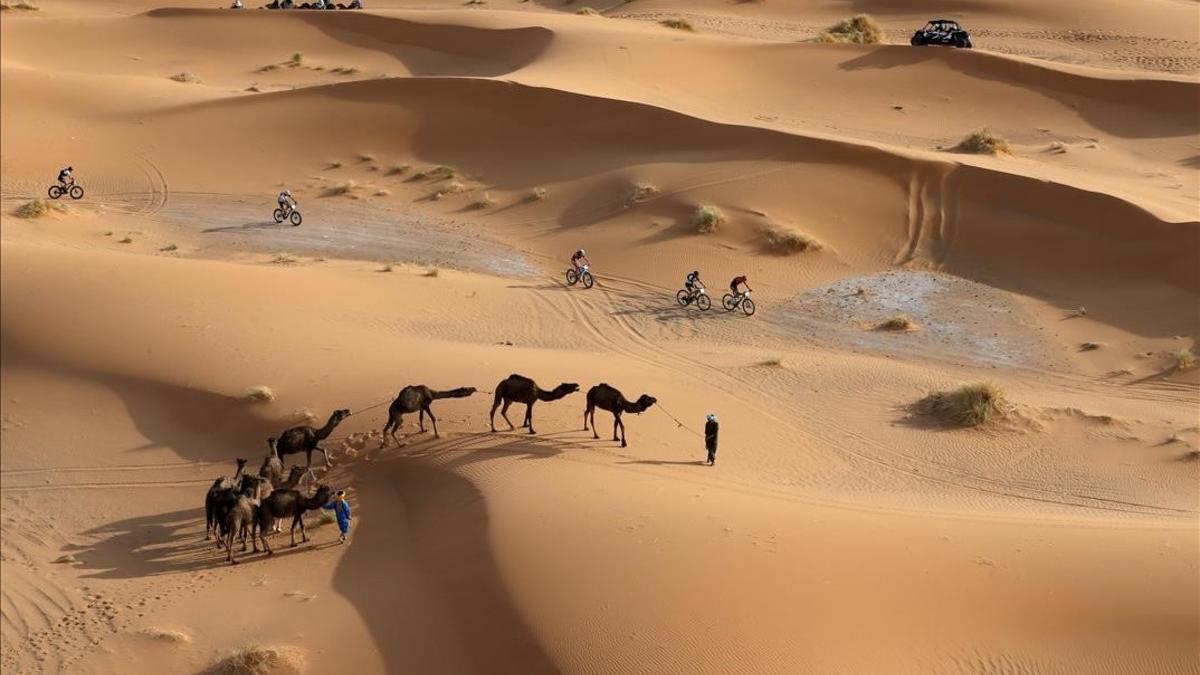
[2,1,1198,674]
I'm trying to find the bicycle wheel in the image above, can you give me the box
[742,297,756,316]
[289,211,302,226]
[696,293,712,311]
[273,209,285,223]
[47,185,63,200]
[68,185,84,200]
[565,269,578,285]
[581,272,595,289]
[722,293,736,311]
[676,290,691,307]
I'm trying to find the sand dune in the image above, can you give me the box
[1,0,1197,673]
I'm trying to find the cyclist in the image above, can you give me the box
[57,166,74,188]
[277,189,297,214]
[684,269,704,298]
[729,274,752,300]
[570,248,591,274]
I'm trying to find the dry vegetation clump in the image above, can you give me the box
[160,244,179,252]
[628,183,658,203]
[757,356,785,367]
[1173,348,1196,370]
[915,382,1008,427]
[659,18,694,31]
[373,189,390,197]
[1,0,40,9]
[169,72,201,84]
[324,180,357,196]
[118,236,134,244]
[815,14,882,44]
[14,199,59,219]
[443,181,468,194]
[244,385,276,402]
[693,205,725,233]
[326,160,343,169]
[386,164,410,176]
[139,627,192,644]
[357,153,374,163]
[423,268,440,278]
[1079,341,1101,351]
[527,187,548,202]
[203,644,306,675]
[331,67,360,75]
[576,6,601,14]
[761,224,822,254]
[412,166,456,181]
[271,252,298,265]
[876,315,919,332]
[468,192,496,210]
[956,128,1012,155]
[256,64,281,73]
[289,52,304,66]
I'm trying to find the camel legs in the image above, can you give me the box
[290,513,308,546]
[306,446,331,468]
[612,413,621,442]
[258,515,274,555]
[499,400,516,430]
[525,402,536,435]
[417,409,426,433]
[381,414,397,448]
[584,404,592,432]
[387,414,406,447]
[423,406,439,438]
[617,414,627,448]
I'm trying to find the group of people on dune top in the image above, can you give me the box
[239,0,363,9]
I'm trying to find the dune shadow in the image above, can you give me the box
[333,457,559,674]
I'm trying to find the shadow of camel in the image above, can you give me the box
[333,454,559,674]
[620,458,708,467]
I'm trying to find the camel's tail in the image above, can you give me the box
[431,387,477,400]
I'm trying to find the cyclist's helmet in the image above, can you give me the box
[692,270,699,277]
[283,189,292,196]
[580,248,586,255]
[67,166,73,171]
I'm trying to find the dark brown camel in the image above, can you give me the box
[204,458,247,541]
[223,476,265,565]
[584,383,657,448]
[489,374,579,435]
[275,409,350,467]
[381,385,477,445]
[260,465,312,534]
[256,484,335,554]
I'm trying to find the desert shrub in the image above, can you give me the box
[412,166,455,181]
[660,19,693,31]
[815,14,881,44]
[577,6,600,14]
[203,644,305,675]
[956,129,1011,155]
[468,192,495,210]
[629,183,658,203]
[761,224,822,253]
[358,153,374,163]
[289,52,303,66]
[160,244,179,252]
[169,72,201,84]
[876,315,919,331]
[0,1,40,10]
[423,268,440,277]
[757,356,784,367]
[693,205,725,233]
[139,627,192,644]
[324,180,356,196]
[271,252,297,264]
[1174,348,1197,370]
[527,187,548,202]
[915,383,1008,427]
[14,199,57,218]
[386,164,409,176]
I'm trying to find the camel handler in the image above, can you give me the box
[322,490,352,543]
[705,414,719,466]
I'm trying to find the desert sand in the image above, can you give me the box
[1,0,1197,673]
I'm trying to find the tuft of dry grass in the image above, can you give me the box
[244,385,276,402]
[1079,341,1101,351]
[203,644,306,675]
[876,315,919,332]
[815,14,882,44]
[256,64,280,73]
[15,199,58,219]
[324,180,357,197]
[1173,348,1196,370]
[0,1,40,10]
[139,627,192,644]
[443,181,468,194]
[955,128,1012,155]
[628,183,658,204]
[659,18,694,31]
[118,236,134,244]
[693,205,725,233]
[373,189,390,197]
[757,356,785,367]
[423,268,440,278]
[386,164,410,176]
[169,72,202,84]
[761,224,822,254]
[915,383,1008,427]
[379,263,394,272]
[412,165,456,181]
[289,52,304,66]
[160,244,179,252]
[576,6,601,14]
[326,160,343,169]
[271,252,297,265]
[357,153,374,163]
[527,187,548,202]
[468,192,495,210]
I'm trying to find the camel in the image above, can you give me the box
[223,476,265,565]
[204,458,247,541]
[275,409,350,467]
[584,383,658,448]
[258,437,282,486]
[489,374,579,435]
[256,484,335,555]
[381,385,477,445]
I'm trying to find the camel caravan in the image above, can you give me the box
[204,375,657,564]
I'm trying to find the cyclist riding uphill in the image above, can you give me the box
[730,274,752,297]
[278,189,297,213]
[57,166,74,187]
[685,270,705,295]
[570,248,592,273]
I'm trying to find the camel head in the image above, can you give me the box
[235,457,248,472]
[633,394,658,413]
[333,409,352,422]
[312,484,334,505]
[556,383,581,396]
[239,475,264,497]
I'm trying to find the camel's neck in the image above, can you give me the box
[233,464,245,479]
[621,399,648,413]
[316,417,341,439]
[538,388,567,402]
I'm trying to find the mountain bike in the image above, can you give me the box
[48,183,84,200]
[565,264,594,289]
[676,286,711,311]
[273,205,303,226]
[722,290,756,316]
